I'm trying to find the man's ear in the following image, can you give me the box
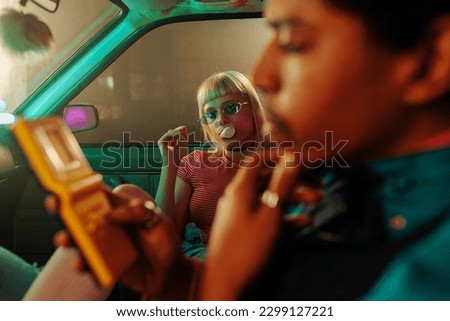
[403,15,450,105]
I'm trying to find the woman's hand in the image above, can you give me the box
[47,187,192,300]
[157,125,188,167]
[200,152,322,300]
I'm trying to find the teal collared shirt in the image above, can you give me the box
[362,147,450,300]
[243,146,450,300]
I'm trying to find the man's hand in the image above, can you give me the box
[46,186,193,300]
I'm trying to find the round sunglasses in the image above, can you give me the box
[199,101,249,124]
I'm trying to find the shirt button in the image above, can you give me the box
[389,215,407,230]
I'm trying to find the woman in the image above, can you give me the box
[155,70,265,258]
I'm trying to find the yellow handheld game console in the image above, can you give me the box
[12,116,138,288]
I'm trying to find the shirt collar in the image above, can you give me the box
[364,146,450,241]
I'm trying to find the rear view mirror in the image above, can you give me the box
[63,104,98,133]
[20,0,60,13]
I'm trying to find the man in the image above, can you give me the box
[53,0,450,300]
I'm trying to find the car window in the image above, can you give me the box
[70,18,271,145]
[0,0,120,113]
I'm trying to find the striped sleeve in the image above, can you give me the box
[177,150,202,184]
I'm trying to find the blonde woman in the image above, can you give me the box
[154,70,265,258]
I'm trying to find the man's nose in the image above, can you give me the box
[251,39,281,93]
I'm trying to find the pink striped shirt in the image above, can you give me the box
[177,150,240,237]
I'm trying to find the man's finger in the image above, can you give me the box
[44,195,59,214]
[256,151,303,217]
[108,198,162,226]
[267,151,302,203]
[226,153,269,200]
[53,230,73,247]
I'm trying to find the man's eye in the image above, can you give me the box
[277,26,312,54]
[223,102,240,114]
[279,42,307,53]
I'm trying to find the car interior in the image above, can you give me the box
[0,0,269,267]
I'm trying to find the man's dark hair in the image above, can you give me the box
[325,0,450,50]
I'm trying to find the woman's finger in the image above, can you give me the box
[173,125,187,136]
[158,129,178,144]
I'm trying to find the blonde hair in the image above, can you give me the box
[197,70,265,154]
